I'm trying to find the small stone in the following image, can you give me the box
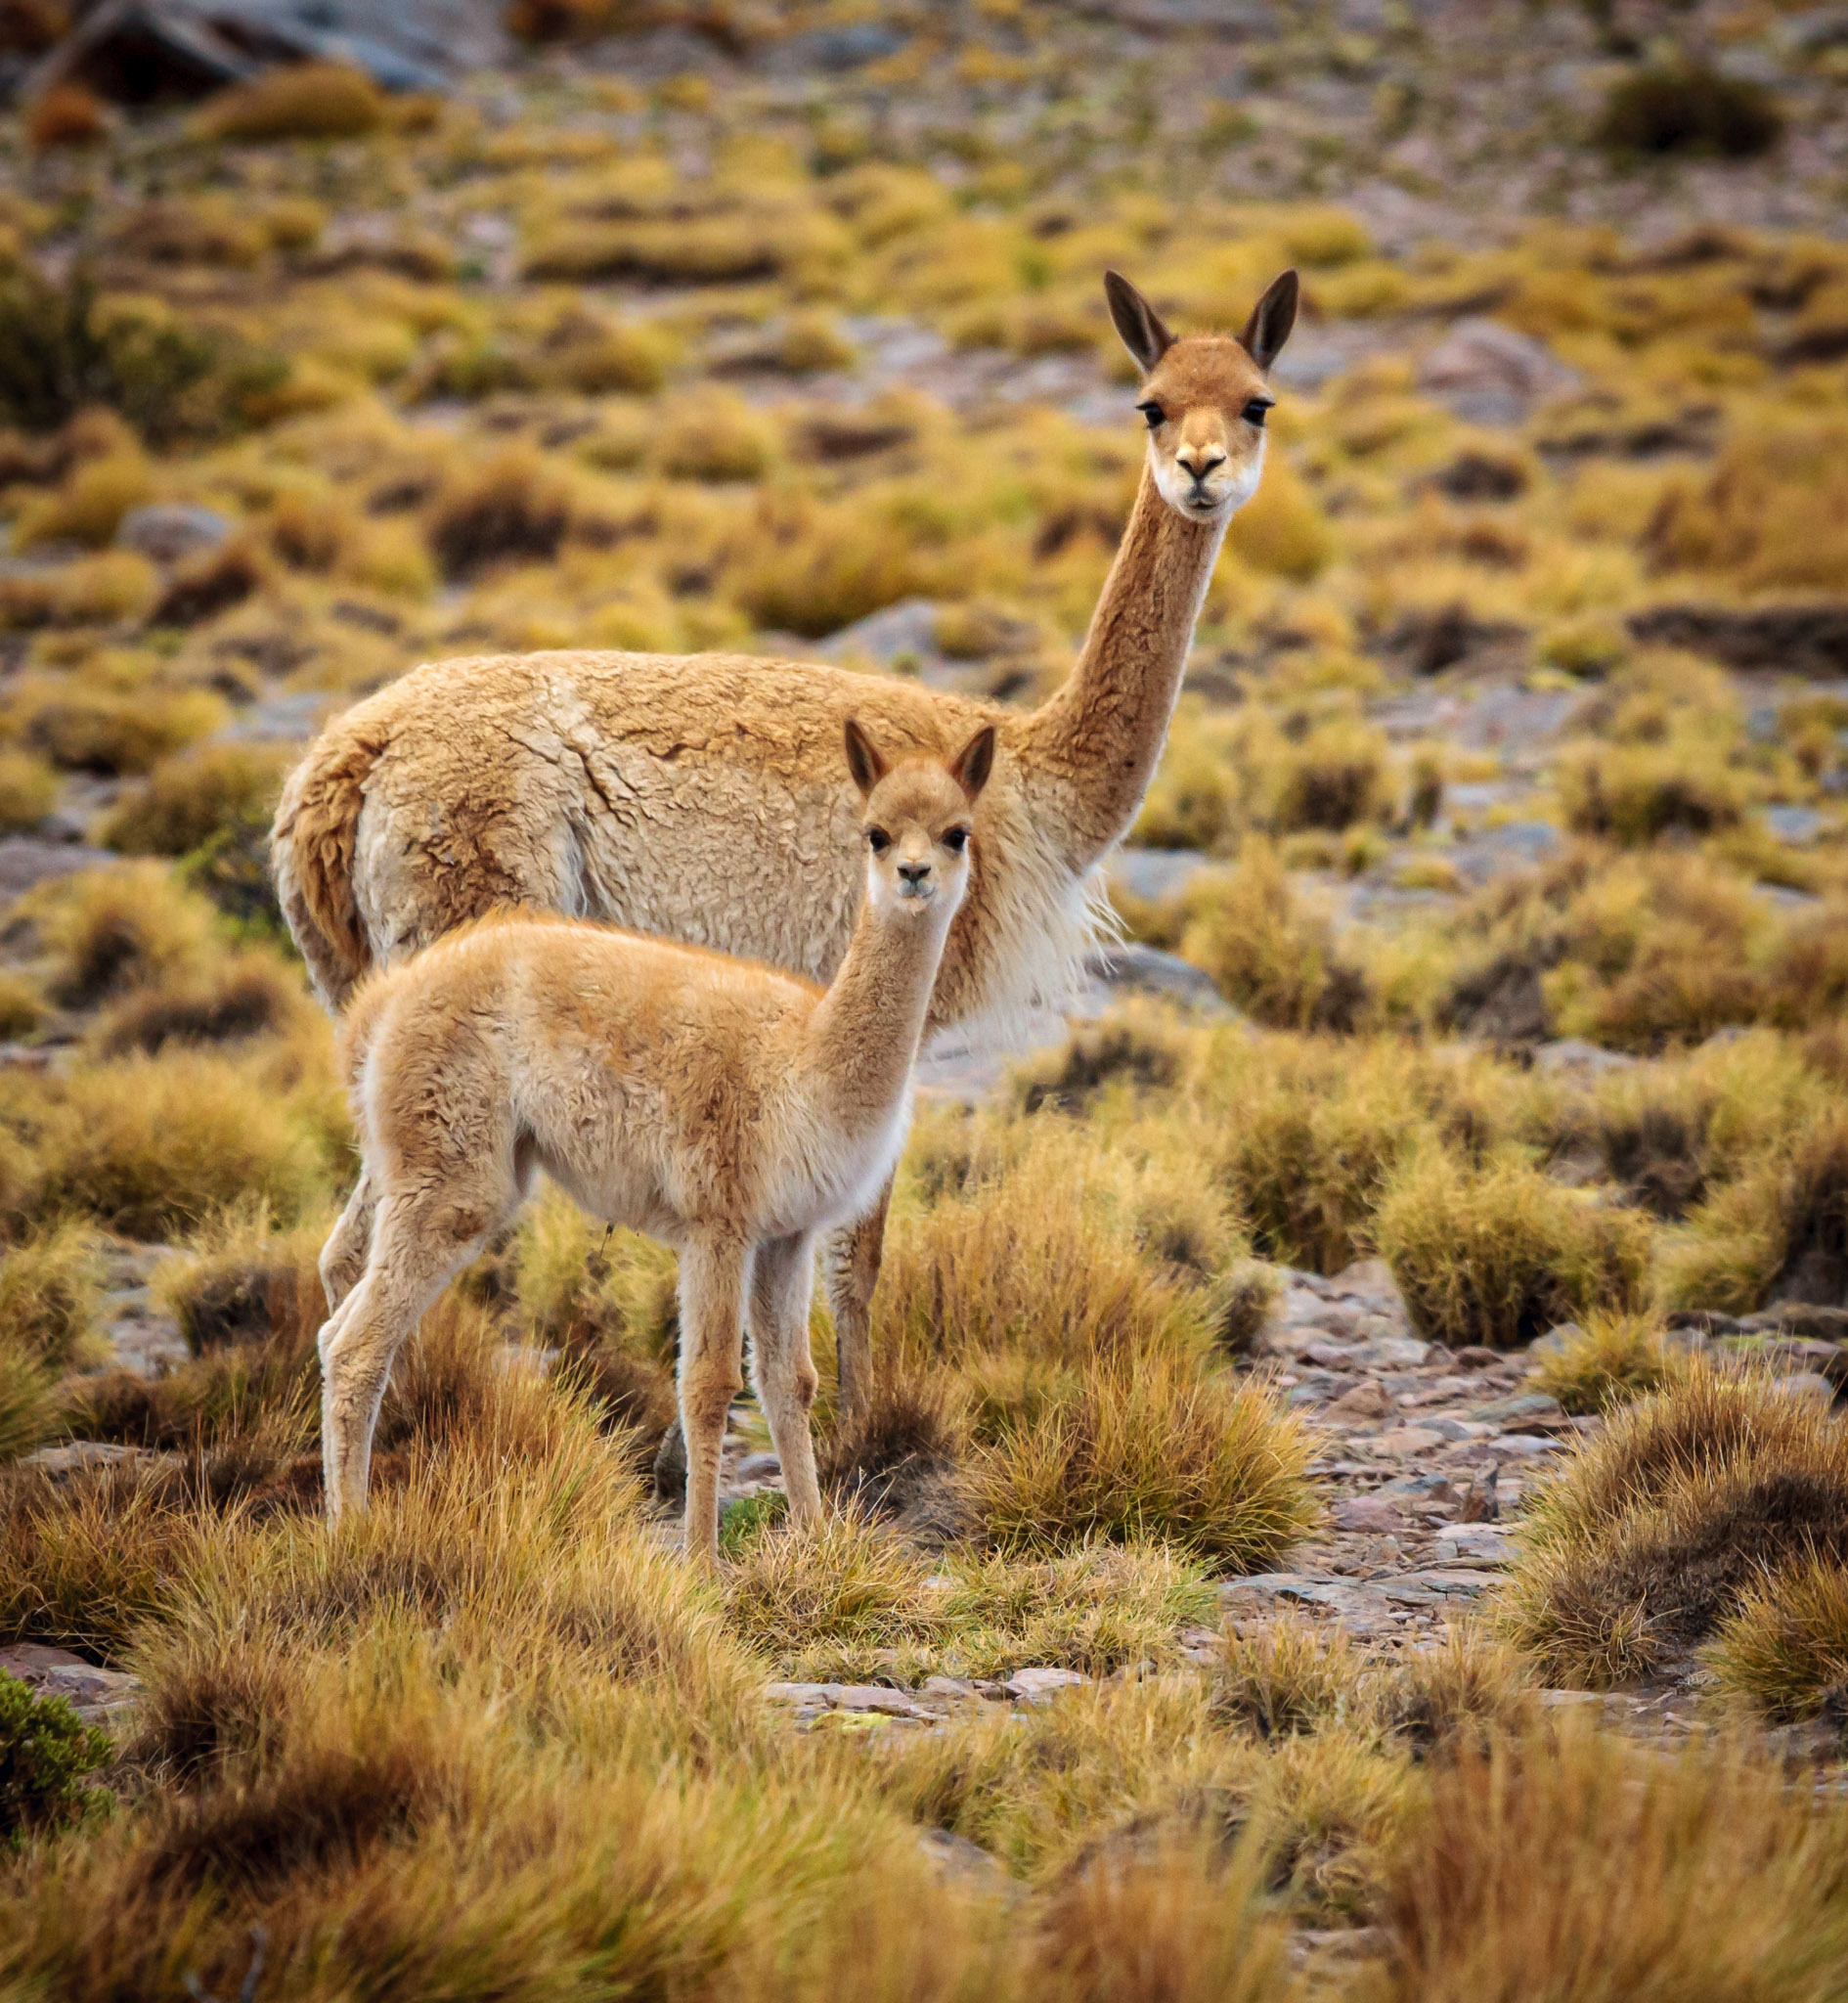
[22,1441,142,1477]
[1333,1494,1406,1533]
[764,1682,832,1706]
[1324,1257,1398,1301]
[1435,1523,1514,1565]
[1771,1372,1836,1405]
[1372,1425,1445,1455]
[732,1450,782,1481]
[1327,1380,1392,1420]
[1006,1666,1086,1703]
[1528,1324,1583,1358]
[917,1828,1013,1890]
[1303,1338,1362,1370]
[1538,1689,1603,1708]
[1494,1433,1566,1457]
[919,1675,984,1703]
[115,503,232,565]
[1360,1336,1431,1368]
[823,1684,928,1716]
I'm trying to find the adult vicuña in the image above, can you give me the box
[276,267,1298,1420]
[317,719,993,1558]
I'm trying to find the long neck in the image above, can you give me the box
[1016,459,1226,874]
[803,893,951,1132]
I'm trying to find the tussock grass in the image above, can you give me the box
[1376,1146,1651,1350]
[8,677,223,776]
[1706,1555,1848,1723]
[0,748,57,833]
[193,62,387,142]
[0,1348,57,1463]
[152,1202,327,1358]
[1529,1312,1687,1415]
[98,743,289,859]
[1368,1627,1535,1757]
[725,1505,930,1668]
[1176,842,1371,1032]
[3,1050,330,1237]
[0,1220,104,1371]
[878,1131,1207,1375]
[91,951,303,1057]
[1500,1363,1848,1684]
[962,1355,1320,1570]
[17,862,215,1009]
[1373,1723,1848,2003]
[1211,1614,1363,1740]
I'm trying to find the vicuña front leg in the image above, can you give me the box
[821,1177,891,1423]
[317,1204,483,1523]
[750,1231,823,1531]
[678,1234,749,1565]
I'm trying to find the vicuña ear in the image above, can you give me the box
[843,717,888,797]
[947,723,996,802]
[1104,269,1175,376]
[1239,269,1298,372]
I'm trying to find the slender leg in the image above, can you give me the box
[318,1199,497,1523]
[821,1175,892,1423]
[319,1170,377,1313]
[749,1232,823,1530]
[677,1234,750,1566]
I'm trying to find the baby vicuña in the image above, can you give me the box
[317,718,994,1559]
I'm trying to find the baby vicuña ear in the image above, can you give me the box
[1103,270,1175,376]
[948,723,996,802]
[843,718,889,798]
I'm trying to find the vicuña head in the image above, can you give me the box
[845,714,994,925]
[1104,266,1299,524]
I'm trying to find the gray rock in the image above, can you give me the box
[1771,1371,1837,1405]
[917,1828,1014,1892]
[1107,847,1213,906]
[1332,1494,1407,1533]
[1078,941,1230,1014]
[1005,1666,1086,1703]
[1531,1040,1638,1079]
[1761,804,1825,846]
[1419,318,1580,426]
[0,839,115,903]
[22,1441,143,1477]
[114,504,231,566]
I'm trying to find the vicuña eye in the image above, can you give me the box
[943,827,969,853]
[1242,396,1274,427]
[1136,401,1166,430]
[866,828,891,853]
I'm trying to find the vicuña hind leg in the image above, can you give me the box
[318,1194,501,1522]
[320,1170,377,1313]
[678,1234,749,1565]
[821,1177,891,1423]
[749,1231,822,1530]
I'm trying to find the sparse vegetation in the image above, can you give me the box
[0,10,1843,1983]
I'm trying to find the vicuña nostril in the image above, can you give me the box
[899,863,930,885]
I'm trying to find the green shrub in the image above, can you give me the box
[0,1673,110,1847]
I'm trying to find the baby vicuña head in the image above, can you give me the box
[843,715,994,925]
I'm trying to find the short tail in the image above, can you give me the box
[271,712,389,1010]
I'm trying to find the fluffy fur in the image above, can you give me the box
[274,270,1297,1415]
[318,724,993,1559]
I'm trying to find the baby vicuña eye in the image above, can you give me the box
[1242,397,1273,427]
[866,828,891,853]
[943,827,969,853]
[1136,402,1165,430]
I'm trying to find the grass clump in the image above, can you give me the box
[1596,64,1783,160]
[8,1051,330,1237]
[1211,1615,1362,1740]
[0,1221,104,1370]
[1375,1145,1651,1350]
[1176,843,1370,1032]
[1373,1723,1848,2003]
[1707,1555,1848,1725]
[0,750,57,833]
[92,951,302,1058]
[724,1506,929,1668]
[1529,1313,1687,1416]
[0,1348,58,1462]
[8,679,225,778]
[153,1204,327,1358]
[0,1673,111,1848]
[961,1356,1320,1571]
[18,862,215,1009]
[98,743,289,859]
[193,63,387,142]
[428,448,573,579]
[1500,1362,1848,1684]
